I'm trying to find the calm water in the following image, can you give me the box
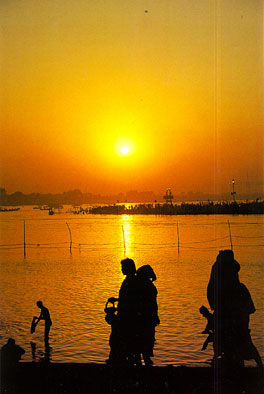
[0,206,263,366]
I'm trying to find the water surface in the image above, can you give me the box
[0,207,263,365]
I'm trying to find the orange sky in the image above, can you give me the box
[0,0,263,196]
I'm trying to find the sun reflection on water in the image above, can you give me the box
[120,215,133,257]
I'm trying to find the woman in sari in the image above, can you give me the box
[135,264,159,366]
[207,250,262,370]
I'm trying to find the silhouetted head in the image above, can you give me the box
[121,258,136,276]
[7,338,15,345]
[213,250,240,291]
[216,249,240,273]
[217,249,234,262]
[36,301,43,308]
[137,264,157,282]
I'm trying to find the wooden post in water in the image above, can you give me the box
[122,225,126,257]
[177,222,180,254]
[228,220,233,251]
[24,220,26,258]
[66,222,72,254]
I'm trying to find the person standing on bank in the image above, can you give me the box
[136,264,160,366]
[207,250,263,370]
[106,258,139,365]
[35,301,52,343]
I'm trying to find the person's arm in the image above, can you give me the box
[35,310,43,323]
[18,346,25,356]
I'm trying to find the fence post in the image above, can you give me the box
[66,222,72,254]
[24,220,26,258]
[177,222,180,254]
[228,220,233,251]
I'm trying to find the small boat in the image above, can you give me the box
[0,207,20,212]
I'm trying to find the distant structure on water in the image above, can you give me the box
[231,179,236,202]
[163,188,173,204]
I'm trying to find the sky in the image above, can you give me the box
[0,0,263,196]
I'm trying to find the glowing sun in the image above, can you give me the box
[120,145,129,155]
[114,138,135,157]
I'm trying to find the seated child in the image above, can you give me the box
[105,297,126,364]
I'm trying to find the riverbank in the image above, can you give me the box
[1,363,263,394]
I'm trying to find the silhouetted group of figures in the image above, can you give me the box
[105,259,159,366]
[200,249,262,371]
[1,250,262,376]
[104,251,263,370]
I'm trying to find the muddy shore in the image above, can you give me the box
[1,363,263,394]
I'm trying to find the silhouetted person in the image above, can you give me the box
[118,258,138,315]
[1,338,25,390]
[106,258,140,365]
[105,298,124,365]
[206,250,263,370]
[118,258,141,364]
[136,264,159,366]
[36,301,52,343]
[1,338,25,368]
[207,250,240,313]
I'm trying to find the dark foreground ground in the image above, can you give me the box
[1,363,263,394]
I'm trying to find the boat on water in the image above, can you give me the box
[33,205,50,210]
[33,205,63,213]
[0,207,20,212]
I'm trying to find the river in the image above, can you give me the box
[0,206,263,366]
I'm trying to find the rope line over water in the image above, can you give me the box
[0,221,263,255]
[0,242,263,251]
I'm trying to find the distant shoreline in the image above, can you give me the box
[0,187,263,208]
[0,200,263,215]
